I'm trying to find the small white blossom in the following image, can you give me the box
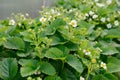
[107,23,112,28]
[89,18,92,21]
[69,20,77,27]
[100,62,107,70]
[51,9,56,14]
[57,12,61,16]
[69,9,73,13]
[92,14,98,19]
[18,23,22,26]
[9,19,15,26]
[39,17,46,23]
[100,17,106,22]
[83,49,91,56]
[28,21,33,25]
[106,0,112,5]
[80,76,85,80]
[75,12,79,16]
[94,0,99,2]
[48,16,52,21]
[65,26,69,29]
[114,20,119,26]
[89,11,94,16]
[96,3,105,7]
[118,11,120,15]
[107,18,110,22]
[83,0,87,2]
[45,12,49,15]
[25,13,29,17]
[85,13,89,17]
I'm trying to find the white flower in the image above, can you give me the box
[100,62,107,70]
[45,12,48,15]
[89,11,94,16]
[80,76,85,80]
[114,20,119,26]
[18,23,22,26]
[92,14,98,19]
[69,20,77,27]
[106,0,112,5]
[85,13,89,17]
[69,9,73,13]
[96,3,105,7]
[57,12,61,16]
[25,13,29,17]
[83,49,91,56]
[9,19,15,26]
[51,9,56,14]
[94,0,99,2]
[107,18,110,22]
[89,18,92,21]
[48,16,52,21]
[106,23,112,28]
[83,0,86,2]
[100,17,106,22]
[65,26,69,29]
[39,17,46,23]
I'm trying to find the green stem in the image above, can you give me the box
[62,60,65,70]
[86,63,92,80]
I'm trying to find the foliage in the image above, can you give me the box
[0,0,120,80]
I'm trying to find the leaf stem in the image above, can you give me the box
[86,63,92,80]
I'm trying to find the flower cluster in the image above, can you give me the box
[9,19,15,25]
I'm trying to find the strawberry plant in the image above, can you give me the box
[0,0,120,80]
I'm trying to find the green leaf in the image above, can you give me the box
[60,68,77,80]
[100,41,119,55]
[80,4,91,13]
[97,8,109,16]
[106,29,120,38]
[20,31,33,42]
[45,48,66,60]
[17,52,30,57]
[107,57,120,73]
[93,73,118,80]
[93,74,109,80]
[57,45,69,55]
[40,62,56,75]
[78,21,95,34]
[0,25,9,33]
[57,26,70,40]
[0,33,9,46]
[3,37,25,50]
[0,58,18,80]
[65,42,79,51]
[44,75,62,80]
[45,18,66,35]
[101,46,119,55]
[19,59,40,77]
[66,55,83,73]
[50,35,68,46]
[49,18,66,28]
[104,73,118,80]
